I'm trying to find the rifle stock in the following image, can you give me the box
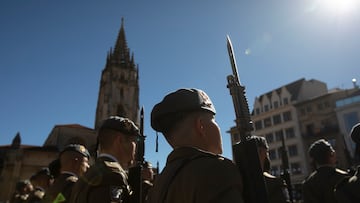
[128,107,146,203]
[226,35,269,203]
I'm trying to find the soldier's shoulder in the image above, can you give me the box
[264,172,285,186]
[304,170,318,181]
[191,153,237,171]
[263,171,277,179]
[66,175,78,183]
[83,160,127,186]
[335,168,349,175]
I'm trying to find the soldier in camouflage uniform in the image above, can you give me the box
[28,168,53,203]
[147,88,244,203]
[10,180,33,203]
[69,116,140,203]
[302,139,348,203]
[45,144,90,203]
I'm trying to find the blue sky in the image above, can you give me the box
[1,1,359,170]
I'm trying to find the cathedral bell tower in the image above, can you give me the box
[94,18,140,129]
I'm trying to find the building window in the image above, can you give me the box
[264,104,269,112]
[277,147,283,159]
[285,127,295,139]
[273,114,282,125]
[306,106,312,113]
[120,88,124,98]
[283,111,292,122]
[275,130,284,141]
[290,162,302,175]
[256,108,260,115]
[255,120,263,130]
[306,123,315,136]
[324,101,330,108]
[288,145,298,157]
[265,133,274,143]
[269,149,277,160]
[274,101,279,109]
[264,117,272,127]
[317,103,324,111]
[300,108,306,116]
[283,98,289,105]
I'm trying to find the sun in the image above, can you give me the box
[320,0,359,17]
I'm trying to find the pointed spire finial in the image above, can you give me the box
[11,132,21,149]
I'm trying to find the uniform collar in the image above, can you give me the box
[98,153,119,163]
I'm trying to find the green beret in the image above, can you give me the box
[60,144,90,158]
[151,88,216,132]
[100,116,140,137]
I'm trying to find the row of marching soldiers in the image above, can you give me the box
[11,117,154,203]
[10,88,360,203]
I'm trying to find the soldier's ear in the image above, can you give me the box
[194,115,206,137]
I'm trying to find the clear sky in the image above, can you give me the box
[1,0,359,170]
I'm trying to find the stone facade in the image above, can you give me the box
[0,18,139,202]
[94,18,139,129]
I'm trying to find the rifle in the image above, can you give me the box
[280,133,293,203]
[128,107,146,203]
[226,35,269,203]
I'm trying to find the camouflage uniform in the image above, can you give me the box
[302,166,348,203]
[335,166,360,203]
[264,172,290,203]
[44,173,78,203]
[27,187,45,203]
[69,155,132,203]
[147,147,244,203]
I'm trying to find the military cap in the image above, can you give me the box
[350,123,360,144]
[100,116,140,137]
[151,88,216,132]
[60,144,90,158]
[308,139,334,161]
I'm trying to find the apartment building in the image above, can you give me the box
[222,78,325,200]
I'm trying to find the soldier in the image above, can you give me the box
[141,161,154,202]
[251,135,290,203]
[335,123,360,203]
[147,88,244,203]
[45,144,90,203]
[48,158,61,179]
[28,168,54,203]
[302,139,348,203]
[10,180,33,203]
[69,116,140,203]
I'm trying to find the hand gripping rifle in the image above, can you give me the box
[128,107,146,203]
[280,133,293,203]
[226,35,269,203]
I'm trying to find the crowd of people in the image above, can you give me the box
[8,88,360,203]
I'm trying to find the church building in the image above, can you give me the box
[0,18,140,202]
